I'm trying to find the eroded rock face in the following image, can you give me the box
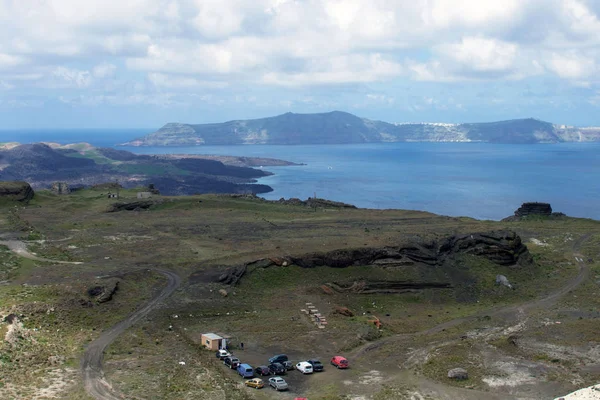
[438,231,533,266]
[290,231,532,269]
[515,202,552,217]
[503,202,560,221]
[0,181,34,202]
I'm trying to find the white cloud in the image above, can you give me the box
[547,51,597,79]
[0,0,599,104]
[92,63,117,79]
[148,72,229,89]
[438,37,518,72]
[261,53,402,86]
[52,67,92,88]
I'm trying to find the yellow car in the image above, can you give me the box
[245,378,264,389]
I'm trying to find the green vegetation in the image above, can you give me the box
[1,189,599,399]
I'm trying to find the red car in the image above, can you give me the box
[330,356,349,369]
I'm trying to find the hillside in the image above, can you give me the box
[121,111,600,146]
[1,192,599,399]
[0,143,281,195]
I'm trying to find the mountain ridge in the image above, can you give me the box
[121,111,600,146]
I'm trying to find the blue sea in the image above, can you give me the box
[2,129,599,221]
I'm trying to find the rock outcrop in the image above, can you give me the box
[438,231,533,266]
[290,231,531,269]
[0,181,34,202]
[107,200,155,212]
[214,231,533,292]
[502,202,567,221]
[51,181,70,195]
[515,202,552,217]
[87,280,119,303]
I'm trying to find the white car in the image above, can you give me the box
[295,361,314,374]
[215,349,231,359]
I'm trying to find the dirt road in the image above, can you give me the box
[0,239,83,264]
[80,269,180,400]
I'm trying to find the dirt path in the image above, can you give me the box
[0,240,83,264]
[1,237,181,400]
[351,234,590,357]
[81,269,181,400]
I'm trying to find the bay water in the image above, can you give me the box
[2,129,599,221]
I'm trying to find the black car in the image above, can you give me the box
[255,365,270,376]
[307,359,324,372]
[224,356,240,369]
[268,362,286,375]
[282,360,294,371]
[268,354,288,364]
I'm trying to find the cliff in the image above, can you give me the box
[121,111,600,147]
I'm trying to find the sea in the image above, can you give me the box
[2,129,599,221]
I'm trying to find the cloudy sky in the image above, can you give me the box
[1,0,600,129]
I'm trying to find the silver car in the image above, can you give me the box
[268,376,288,391]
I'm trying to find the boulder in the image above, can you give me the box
[217,265,247,285]
[447,368,469,380]
[0,181,34,202]
[495,274,513,289]
[88,280,119,303]
[334,306,354,317]
[218,289,228,297]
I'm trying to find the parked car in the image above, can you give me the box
[244,378,264,389]
[268,354,288,364]
[330,356,349,369]
[237,363,254,378]
[268,362,286,375]
[215,349,231,359]
[307,359,324,372]
[282,360,294,371]
[295,361,313,374]
[224,356,240,369]
[268,376,289,391]
[255,365,270,376]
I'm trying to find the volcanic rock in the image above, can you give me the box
[502,202,556,221]
[88,280,119,303]
[0,181,34,202]
[107,200,154,212]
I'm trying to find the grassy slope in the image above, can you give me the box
[1,190,599,399]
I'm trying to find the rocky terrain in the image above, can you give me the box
[122,111,600,146]
[0,191,598,400]
[0,143,285,195]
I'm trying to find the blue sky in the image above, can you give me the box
[1,0,600,129]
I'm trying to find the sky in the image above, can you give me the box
[1,0,600,129]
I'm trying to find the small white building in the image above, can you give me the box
[201,333,224,351]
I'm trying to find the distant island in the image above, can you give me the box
[120,111,600,146]
[0,142,298,195]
